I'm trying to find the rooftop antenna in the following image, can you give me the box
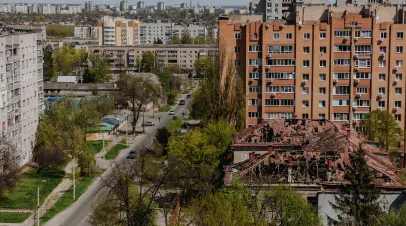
[190,0,192,8]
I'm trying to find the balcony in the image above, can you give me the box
[10,94,21,103]
[37,50,42,56]
[13,55,20,61]
[7,110,14,119]
[6,56,13,63]
[15,108,20,115]
[14,68,20,74]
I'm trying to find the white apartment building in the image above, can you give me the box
[157,2,166,11]
[74,26,99,39]
[0,29,44,166]
[40,4,57,14]
[98,16,140,46]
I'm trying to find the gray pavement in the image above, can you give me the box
[44,94,192,226]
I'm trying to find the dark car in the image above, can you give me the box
[127,150,137,159]
[186,94,192,99]
[179,100,186,105]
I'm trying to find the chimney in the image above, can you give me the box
[249,151,255,160]
[341,124,346,131]
[401,153,405,168]
[346,129,351,138]
[357,133,361,138]
[328,158,333,171]
[268,145,273,154]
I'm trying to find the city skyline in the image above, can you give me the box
[0,0,248,6]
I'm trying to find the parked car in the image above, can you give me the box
[169,110,175,115]
[127,150,137,159]
[179,100,186,105]
[186,94,192,99]
[142,121,155,126]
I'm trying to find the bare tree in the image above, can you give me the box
[116,74,160,133]
[0,138,20,199]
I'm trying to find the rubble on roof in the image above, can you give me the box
[225,119,404,189]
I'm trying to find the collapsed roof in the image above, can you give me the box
[224,119,404,189]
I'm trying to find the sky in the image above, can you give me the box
[0,0,247,7]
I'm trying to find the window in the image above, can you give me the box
[333,99,350,106]
[378,87,385,94]
[334,86,350,95]
[333,113,349,121]
[319,87,326,94]
[303,74,309,81]
[234,60,241,67]
[249,58,262,66]
[397,31,404,39]
[320,46,327,54]
[273,32,280,40]
[234,46,240,53]
[248,99,261,106]
[379,60,386,67]
[334,73,350,80]
[354,30,372,38]
[395,87,402,94]
[380,32,387,39]
[320,32,326,39]
[319,114,326,119]
[248,112,260,118]
[234,32,241,39]
[267,59,295,66]
[265,99,279,106]
[395,114,401,121]
[320,74,326,81]
[265,112,293,119]
[302,114,309,119]
[349,21,358,27]
[396,60,403,67]
[353,113,368,121]
[356,87,368,94]
[319,100,326,107]
[334,59,351,66]
[380,46,387,53]
[303,60,310,67]
[266,72,295,79]
[302,100,309,107]
[253,33,258,40]
[304,33,310,39]
[281,99,294,106]
[378,101,385,108]
[354,72,371,79]
[248,86,261,93]
[303,47,310,54]
[268,46,293,54]
[320,60,326,67]
[281,86,295,93]
[396,46,404,53]
[396,74,402,80]
[302,87,309,94]
[354,45,372,54]
[334,45,351,52]
[334,30,351,37]
[248,72,261,79]
[266,86,280,93]
[379,74,385,80]
[353,99,370,107]
[355,59,371,68]
[395,101,402,108]
[249,45,262,52]
[286,33,292,39]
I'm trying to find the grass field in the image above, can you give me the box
[0,212,31,223]
[40,176,95,224]
[87,140,111,154]
[105,143,129,160]
[0,168,64,210]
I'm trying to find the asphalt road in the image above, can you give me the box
[44,97,192,226]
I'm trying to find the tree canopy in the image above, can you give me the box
[140,51,155,72]
[87,54,111,83]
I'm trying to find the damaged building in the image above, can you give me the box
[224,119,406,224]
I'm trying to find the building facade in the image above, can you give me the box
[74,26,99,39]
[98,16,140,46]
[0,29,44,166]
[157,2,166,11]
[89,44,217,74]
[219,4,406,129]
[120,0,129,12]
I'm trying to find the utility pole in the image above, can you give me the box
[143,106,146,133]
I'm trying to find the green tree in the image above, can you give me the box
[329,147,381,226]
[153,38,163,44]
[180,28,193,44]
[0,138,20,199]
[193,57,208,77]
[191,47,246,130]
[165,118,183,133]
[87,54,111,83]
[46,24,74,38]
[362,110,403,152]
[43,44,54,81]
[376,203,406,226]
[171,35,180,44]
[140,51,155,72]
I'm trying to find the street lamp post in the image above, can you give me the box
[72,150,83,200]
[37,180,46,226]
[143,106,146,133]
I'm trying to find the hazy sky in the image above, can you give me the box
[0,0,246,6]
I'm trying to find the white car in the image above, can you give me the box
[169,110,175,115]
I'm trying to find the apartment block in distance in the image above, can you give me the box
[74,26,99,39]
[89,44,217,74]
[98,16,140,46]
[219,4,406,129]
[0,28,45,166]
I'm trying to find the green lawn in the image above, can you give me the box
[105,143,129,160]
[158,105,172,112]
[0,212,31,223]
[87,140,111,154]
[0,168,64,209]
[40,176,95,224]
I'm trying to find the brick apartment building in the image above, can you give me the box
[219,4,406,129]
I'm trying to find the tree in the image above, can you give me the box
[329,147,381,226]
[140,51,155,72]
[180,28,193,44]
[191,47,246,130]
[193,57,208,77]
[116,74,160,133]
[362,110,403,152]
[87,54,111,83]
[0,138,20,199]
[376,203,406,226]
[171,36,180,44]
[154,38,163,44]
[43,44,54,81]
